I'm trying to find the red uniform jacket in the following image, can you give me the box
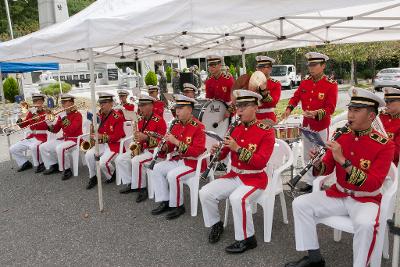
[288,75,338,131]
[315,127,395,204]
[256,78,282,122]
[205,73,235,103]
[153,100,165,118]
[123,103,135,111]
[379,112,400,165]
[166,117,206,170]
[50,110,83,142]
[138,113,167,154]
[20,110,48,142]
[98,110,126,153]
[219,120,275,190]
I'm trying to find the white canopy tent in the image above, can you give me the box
[1,2,400,265]
[1,0,400,63]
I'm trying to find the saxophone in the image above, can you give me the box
[129,118,142,157]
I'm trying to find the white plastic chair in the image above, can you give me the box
[223,139,294,242]
[314,163,398,267]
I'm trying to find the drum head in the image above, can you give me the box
[196,100,229,138]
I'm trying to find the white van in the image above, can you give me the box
[271,65,300,90]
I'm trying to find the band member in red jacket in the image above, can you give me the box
[282,52,338,192]
[10,93,48,173]
[380,87,400,165]
[116,94,167,202]
[285,88,394,267]
[151,95,206,220]
[40,94,83,180]
[85,92,126,189]
[117,89,135,111]
[200,90,275,253]
[148,85,165,118]
[205,55,235,117]
[254,56,281,122]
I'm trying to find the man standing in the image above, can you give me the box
[85,92,126,189]
[172,68,181,95]
[285,88,394,267]
[148,85,165,118]
[380,87,400,165]
[117,89,135,111]
[151,95,206,220]
[254,56,281,122]
[116,94,167,202]
[282,52,338,192]
[40,94,82,180]
[205,55,235,117]
[199,90,275,254]
[9,93,48,173]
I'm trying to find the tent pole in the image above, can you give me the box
[136,60,140,95]
[198,58,201,70]
[0,70,12,163]
[240,36,246,74]
[89,48,104,212]
[58,70,62,94]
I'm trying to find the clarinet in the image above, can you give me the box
[287,124,349,190]
[200,117,241,181]
[146,119,178,170]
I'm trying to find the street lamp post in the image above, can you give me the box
[4,0,14,39]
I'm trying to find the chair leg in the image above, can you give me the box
[263,198,275,243]
[279,192,289,224]
[189,180,199,217]
[333,229,342,242]
[383,227,390,259]
[223,199,230,228]
[72,150,79,177]
[147,169,154,199]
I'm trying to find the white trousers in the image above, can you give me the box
[199,177,262,241]
[292,191,380,267]
[10,137,43,167]
[40,139,77,171]
[115,150,153,189]
[85,144,118,180]
[302,128,328,185]
[151,160,195,207]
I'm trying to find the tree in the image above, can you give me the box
[67,0,96,16]
[3,77,19,102]
[166,66,172,83]
[40,82,72,105]
[144,71,158,86]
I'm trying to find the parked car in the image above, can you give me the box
[374,68,400,91]
[270,65,301,90]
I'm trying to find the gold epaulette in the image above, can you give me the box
[326,77,337,84]
[268,77,279,83]
[112,112,120,119]
[257,121,272,130]
[152,116,160,122]
[370,132,389,144]
[189,119,198,127]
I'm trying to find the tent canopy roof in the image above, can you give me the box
[0,62,59,73]
[0,0,399,63]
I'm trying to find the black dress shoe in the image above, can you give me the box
[166,205,185,220]
[35,163,46,173]
[119,186,136,194]
[136,189,148,203]
[17,161,33,172]
[298,184,313,194]
[105,172,116,184]
[43,164,59,175]
[285,256,325,267]
[86,176,98,190]
[209,221,224,244]
[151,201,170,215]
[62,168,73,180]
[225,236,257,254]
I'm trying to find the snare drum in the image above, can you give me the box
[193,99,230,138]
[274,123,301,141]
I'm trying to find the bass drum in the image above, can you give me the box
[193,99,230,139]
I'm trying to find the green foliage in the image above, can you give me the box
[229,64,237,77]
[166,66,172,83]
[3,77,19,103]
[144,71,158,86]
[67,0,96,16]
[40,82,72,96]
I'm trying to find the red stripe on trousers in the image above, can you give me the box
[62,143,77,170]
[241,187,258,239]
[105,153,117,177]
[137,158,152,189]
[366,205,381,266]
[176,169,195,207]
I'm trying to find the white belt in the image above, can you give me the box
[257,108,275,113]
[31,130,47,134]
[231,166,265,175]
[335,183,380,197]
